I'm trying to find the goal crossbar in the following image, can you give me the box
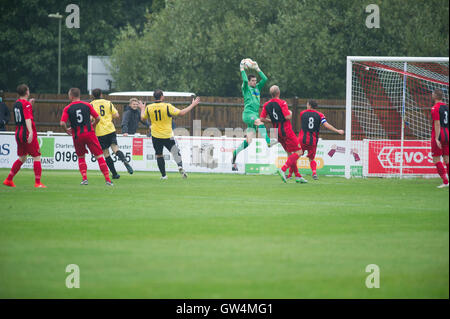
[347,56,449,63]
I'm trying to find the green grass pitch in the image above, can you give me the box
[0,168,448,298]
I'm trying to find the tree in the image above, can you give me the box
[0,0,161,93]
[110,0,449,98]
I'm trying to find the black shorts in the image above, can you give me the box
[152,136,176,155]
[98,132,118,150]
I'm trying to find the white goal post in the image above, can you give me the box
[345,56,449,179]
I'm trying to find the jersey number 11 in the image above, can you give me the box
[154,110,162,121]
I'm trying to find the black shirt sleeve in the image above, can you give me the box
[121,110,130,134]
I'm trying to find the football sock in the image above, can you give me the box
[157,156,166,177]
[170,146,183,167]
[97,157,111,182]
[257,124,271,145]
[435,161,448,184]
[116,150,126,162]
[78,157,87,180]
[105,156,117,176]
[7,159,23,181]
[287,165,293,178]
[310,160,317,175]
[282,153,300,172]
[292,163,302,178]
[33,161,42,184]
[232,140,249,163]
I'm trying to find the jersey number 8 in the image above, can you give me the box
[308,117,315,129]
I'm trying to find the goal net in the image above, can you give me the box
[345,57,449,178]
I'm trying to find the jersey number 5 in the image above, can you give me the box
[76,109,83,123]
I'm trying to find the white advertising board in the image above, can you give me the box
[0,134,363,176]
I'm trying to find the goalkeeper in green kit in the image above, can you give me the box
[232,59,273,171]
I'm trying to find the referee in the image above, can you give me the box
[139,89,200,180]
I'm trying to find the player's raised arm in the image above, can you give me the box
[139,101,149,127]
[240,59,249,89]
[323,122,344,135]
[253,61,267,90]
[138,100,147,122]
[178,97,201,116]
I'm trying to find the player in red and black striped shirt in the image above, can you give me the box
[3,84,46,188]
[430,89,449,188]
[60,88,112,186]
[298,100,344,180]
[260,85,307,183]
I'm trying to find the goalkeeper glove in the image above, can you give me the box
[253,61,261,72]
[240,59,246,71]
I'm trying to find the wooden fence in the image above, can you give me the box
[2,93,346,140]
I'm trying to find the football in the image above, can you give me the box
[243,58,256,69]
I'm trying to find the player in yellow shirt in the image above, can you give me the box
[91,88,133,179]
[139,89,200,179]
